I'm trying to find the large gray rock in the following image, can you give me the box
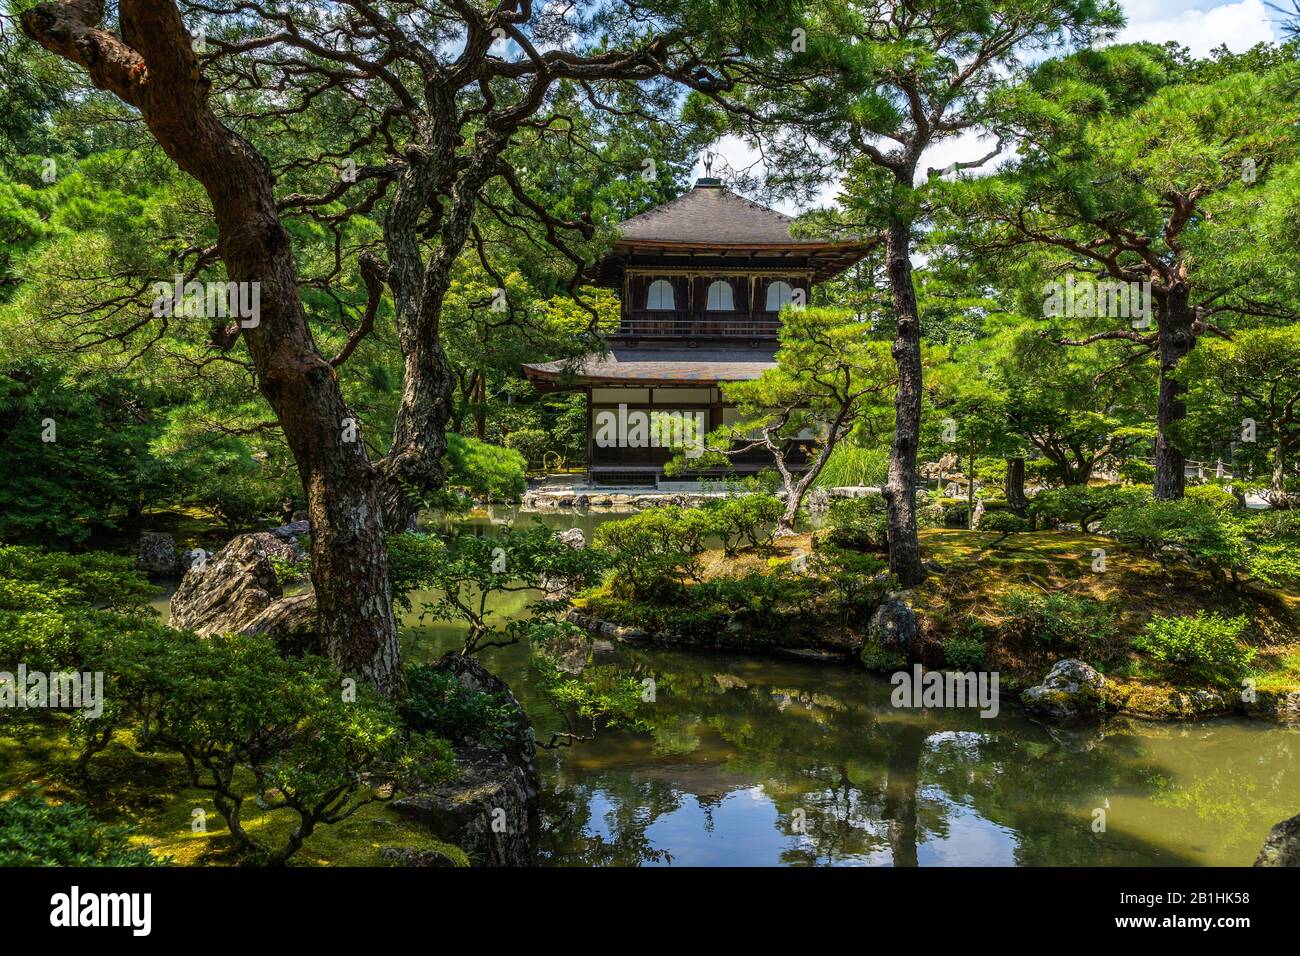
[1022,659,1107,722]
[868,598,919,653]
[391,750,535,867]
[134,532,178,576]
[169,534,291,635]
[239,589,319,655]
[270,519,310,541]
[393,652,538,866]
[541,527,587,599]
[268,520,310,558]
[1254,812,1300,867]
[554,527,585,549]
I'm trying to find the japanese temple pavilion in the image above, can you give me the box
[523,176,872,484]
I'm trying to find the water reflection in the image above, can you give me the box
[406,507,1298,867]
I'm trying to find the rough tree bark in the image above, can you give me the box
[883,216,924,586]
[22,0,403,696]
[377,127,509,531]
[1153,284,1196,500]
[1005,456,1028,516]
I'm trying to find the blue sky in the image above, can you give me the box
[700,0,1291,212]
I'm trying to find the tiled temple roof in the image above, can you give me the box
[523,346,777,388]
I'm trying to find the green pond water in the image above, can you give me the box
[395,508,1299,867]
[151,509,1299,865]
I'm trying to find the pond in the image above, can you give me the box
[398,508,1300,867]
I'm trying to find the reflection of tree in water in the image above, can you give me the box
[533,645,1290,866]
[536,772,680,866]
[1140,728,1300,859]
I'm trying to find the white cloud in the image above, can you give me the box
[1115,0,1281,57]
[692,1,1287,217]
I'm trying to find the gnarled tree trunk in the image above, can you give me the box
[22,0,403,697]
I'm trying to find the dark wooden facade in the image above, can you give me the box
[523,178,871,483]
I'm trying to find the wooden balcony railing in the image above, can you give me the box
[619,309,782,339]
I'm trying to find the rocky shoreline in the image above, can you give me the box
[522,484,883,512]
[565,605,1300,725]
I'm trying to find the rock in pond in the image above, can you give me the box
[1022,659,1106,722]
[868,598,919,654]
[134,532,179,576]
[1254,812,1300,866]
[393,652,538,866]
[554,527,585,549]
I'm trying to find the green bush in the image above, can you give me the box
[0,545,155,612]
[446,432,526,500]
[822,495,889,552]
[698,493,784,555]
[942,634,988,670]
[1030,485,1147,532]
[1118,459,1155,484]
[0,548,455,866]
[583,567,825,646]
[977,510,1027,545]
[1185,483,1239,512]
[999,587,1121,659]
[391,527,609,652]
[694,571,820,637]
[403,664,524,751]
[502,428,550,470]
[1025,458,1065,488]
[0,790,168,866]
[816,550,891,623]
[1103,498,1247,582]
[593,506,715,599]
[1133,612,1255,688]
[1241,512,1300,588]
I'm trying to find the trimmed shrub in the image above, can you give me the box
[822,495,889,552]
[0,545,154,612]
[1185,483,1239,512]
[403,664,524,751]
[1103,498,1247,582]
[1239,511,1300,589]
[698,493,784,555]
[999,587,1121,660]
[977,510,1028,546]
[1030,485,1146,532]
[1133,612,1255,688]
[446,432,526,500]
[0,790,168,866]
[502,428,550,470]
[593,506,714,599]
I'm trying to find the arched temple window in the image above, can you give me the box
[766,280,795,311]
[706,280,734,311]
[646,279,675,310]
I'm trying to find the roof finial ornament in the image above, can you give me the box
[703,151,714,176]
